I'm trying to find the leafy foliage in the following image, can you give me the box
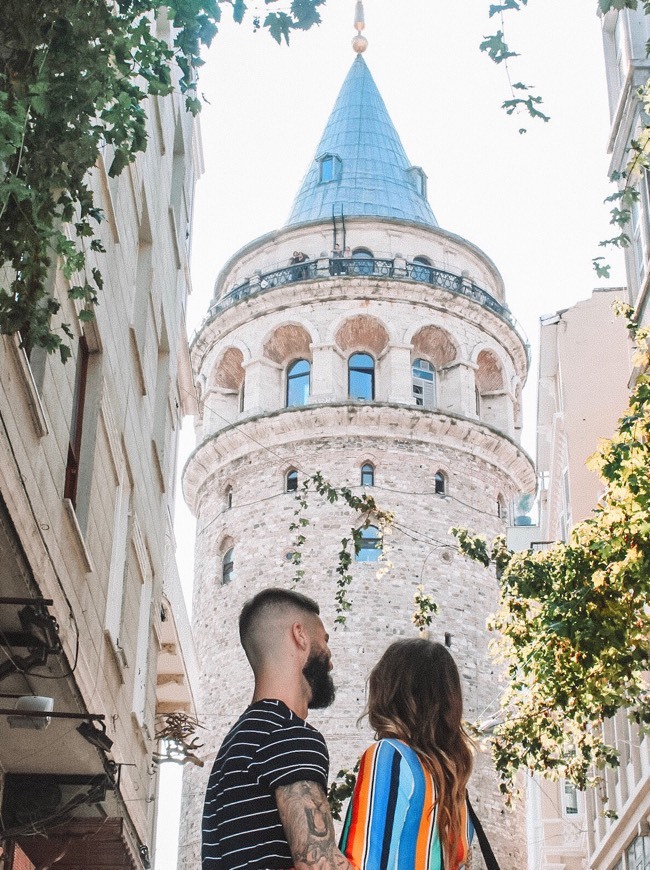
[0,0,324,359]
[288,472,393,625]
[453,311,650,800]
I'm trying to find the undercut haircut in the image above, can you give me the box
[239,587,320,671]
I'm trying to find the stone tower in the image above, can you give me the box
[179,30,535,870]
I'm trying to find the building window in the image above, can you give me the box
[408,166,427,198]
[356,525,382,562]
[411,256,432,283]
[361,463,375,487]
[497,495,506,520]
[222,548,234,585]
[562,780,579,816]
[319,154,341,183]
[434,471,446,495]
[286,359,311,407]
[225,485,233,510]
[412,358,436,409]
[239,381,245,413]
[286,469,298,492]
[626,834,650,870]
[350,248,374,276]
[64,336,90,508]
[349,352,375,400]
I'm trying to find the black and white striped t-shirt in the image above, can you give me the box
[202,699,329,870]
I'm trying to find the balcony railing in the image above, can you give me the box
[199,257,530,359]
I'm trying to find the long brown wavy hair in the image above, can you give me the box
[367,639,474,868]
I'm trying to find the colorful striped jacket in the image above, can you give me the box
[339,738,473,870]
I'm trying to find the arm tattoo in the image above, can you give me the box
[275,780,353,870]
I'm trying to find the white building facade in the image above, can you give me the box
[181,46,536,870]
[0,16,201,868]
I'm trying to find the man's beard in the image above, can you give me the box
[303,651,336,709]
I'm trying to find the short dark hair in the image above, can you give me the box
[239,587,320,662]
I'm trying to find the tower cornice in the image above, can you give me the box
[182,403,536,515]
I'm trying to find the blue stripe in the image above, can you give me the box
[379,748,402,869]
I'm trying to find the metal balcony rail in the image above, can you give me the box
[198,258,530,359]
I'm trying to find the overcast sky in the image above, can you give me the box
[155,1,627,865]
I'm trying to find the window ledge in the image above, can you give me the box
[62,497,95,573]
[104,630,127,683]
[9,336,49,437]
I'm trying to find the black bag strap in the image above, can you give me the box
[466,794,501,870]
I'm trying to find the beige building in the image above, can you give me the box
[0,17,200,869]
[180,40,535,870]
[533,288,633,870]
[601,6,650,331]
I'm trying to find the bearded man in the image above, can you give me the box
[202,587,353,870]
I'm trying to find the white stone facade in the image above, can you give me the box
[0,53,200,868]
[180,216,536,869]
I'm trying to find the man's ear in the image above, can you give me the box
[291,620,309,652]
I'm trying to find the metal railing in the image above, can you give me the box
[199,258,529,359]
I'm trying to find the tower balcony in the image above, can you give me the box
[197,256,530,364]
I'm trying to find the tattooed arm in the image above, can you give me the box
[275,780,355,870]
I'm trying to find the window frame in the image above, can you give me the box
[434,471,446,495]
[361,463,375,487]
[412,357,436,409]
[222,547,234,585]
[286,469,299,493]
[355,524,382,562]
[348,352,375,401]
[286,358,311,408]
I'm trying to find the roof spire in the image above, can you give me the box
[352,1,368,54]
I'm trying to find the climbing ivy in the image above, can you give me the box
[452,308,650,801]
[288,472,393,624]
[0,0,325,360]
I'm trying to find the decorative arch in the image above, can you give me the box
[263,322,313,365]
[475,349,505,393]
[212,347,245,391]
[335,315,389,357]
[411,325,458,368]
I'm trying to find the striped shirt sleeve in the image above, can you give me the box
[250,721,329,792]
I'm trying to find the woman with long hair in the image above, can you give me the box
[339,638,475,869]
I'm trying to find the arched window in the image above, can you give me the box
[222,548,234,585]
[225,485,233,510]
[351,248,374,276]
[356,525,382,562]
[286,359,310,407]
[412,358,436,409]
[286,469,298,492]
[361,463,375,487]
[411,256,432,283]
[497,495,506,520]
[434,471,446,495]
[349,353,375,400]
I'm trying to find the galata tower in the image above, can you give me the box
[179,14,536,868]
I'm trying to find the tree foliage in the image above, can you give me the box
[452,309,650,801]
[0,0,324,359]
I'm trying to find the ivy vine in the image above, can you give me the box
[0,0,325,360]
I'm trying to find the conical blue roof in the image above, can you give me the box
[286,55,437,228]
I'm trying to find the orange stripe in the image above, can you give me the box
[345,743,378,860]
[415,765,435,869]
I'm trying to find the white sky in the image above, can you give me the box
[154,1,627,865]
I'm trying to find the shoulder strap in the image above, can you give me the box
[466,795,501,870]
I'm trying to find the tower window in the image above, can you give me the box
[222,548,234,585]
[350,248,374,276]
[225,485,233,510]
[411,256,432,283]
[497,495,506,520]
[408,166,427,198]
[286,469,299,492]
[319,154,341,183]
[349,352,375,400]
[434,471,446,495]
[361,463,375,487]
[356,525,382,562]
[286,359,311,407]
[412,358,436,409]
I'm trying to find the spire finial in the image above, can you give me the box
[352,1,368,53]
